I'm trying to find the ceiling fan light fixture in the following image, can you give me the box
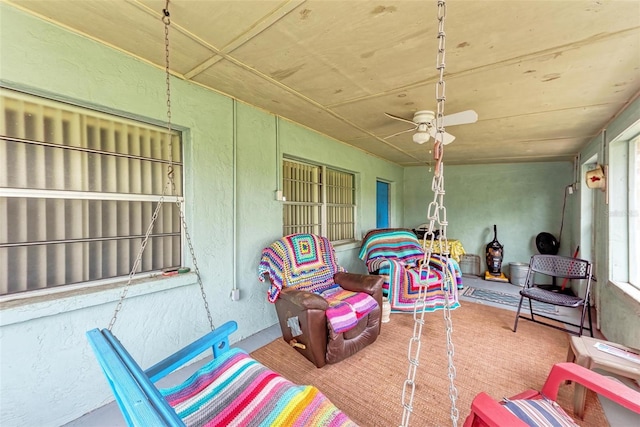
[413,132,430,144]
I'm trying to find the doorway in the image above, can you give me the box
[376,180,390,229]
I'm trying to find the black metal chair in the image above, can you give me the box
[513,254,594,336]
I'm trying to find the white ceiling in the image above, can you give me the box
[8,0,640,166]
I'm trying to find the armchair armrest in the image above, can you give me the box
[541,362,640,414]
[278,288,329,310]
[334,271,384,296]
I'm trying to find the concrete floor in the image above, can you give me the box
[67,275,639,426]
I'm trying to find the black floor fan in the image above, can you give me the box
[535,232,576,294]
[536,232,559,255]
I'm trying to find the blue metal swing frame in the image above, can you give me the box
[86,321,238,427]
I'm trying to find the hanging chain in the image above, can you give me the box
[162,0,215,331]
[109,0,214,332]
[400,2,459,426]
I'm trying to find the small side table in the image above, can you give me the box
[423,239,466,262]
[566,335,640,418]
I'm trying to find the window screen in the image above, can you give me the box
[0,89,183,295]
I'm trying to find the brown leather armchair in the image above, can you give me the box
[259,234,384,368]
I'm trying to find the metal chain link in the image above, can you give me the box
[162,0,215,332]
[109,0,214,332]
[400,1,459,425]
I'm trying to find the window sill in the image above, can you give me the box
[332,240,362,252]
[608,280,640,312]
[0,272,198,327]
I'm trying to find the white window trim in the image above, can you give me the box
[628,135,639,288]
[608,124,640,290]
[0,187,182,203]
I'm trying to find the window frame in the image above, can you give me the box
[282,157,357,244]
[0,86,186,298]
[608,127,640,290]
[628,136,639,288]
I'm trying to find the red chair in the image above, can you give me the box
[463,362,640,427]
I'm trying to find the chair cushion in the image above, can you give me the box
[502,397,578,427]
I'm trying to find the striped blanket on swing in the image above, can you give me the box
[161,347,357,427]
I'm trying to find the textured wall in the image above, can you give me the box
[578,96,640,349]
[0,4,403,425]
[404,162,575,275]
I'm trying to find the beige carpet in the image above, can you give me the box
[251,301,607,426]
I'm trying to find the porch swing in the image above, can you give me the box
[85,2,355,426]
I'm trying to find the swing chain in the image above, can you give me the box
[108,193,168,331]
[400,1,459,426]
[162,0,215,331]
[108,0,214,332]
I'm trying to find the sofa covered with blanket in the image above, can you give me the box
[259,233,384,368]
[359,228,462,313]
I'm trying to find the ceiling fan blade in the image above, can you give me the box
[384,112,417,126]
[429,127,456,145]
[439,110,478,127]
[383,127,416,140]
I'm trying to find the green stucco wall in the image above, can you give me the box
[578,96,640,349]
[404,162,575,276]
[0,4,403,425]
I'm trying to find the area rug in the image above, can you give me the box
[251,301,607,426]
[463,286,558,314]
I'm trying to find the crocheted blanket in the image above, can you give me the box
[359,229,424,268]
[359,229,461,313]
[320,285,378,334]
[161,348,357,427]
[258,234,344,302]
[258,234,376,333]
[380,256,461,312]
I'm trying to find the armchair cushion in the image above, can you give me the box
[334,271,384,296]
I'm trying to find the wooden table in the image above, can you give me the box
[566,335,640,418]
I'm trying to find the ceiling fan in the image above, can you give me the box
[383,109,478,145]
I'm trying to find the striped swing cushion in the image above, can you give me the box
[161,347,357,427]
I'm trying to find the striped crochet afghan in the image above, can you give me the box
[359,229,462,313]
[258,234,377,334]
[161,348,357,427]
[319,285,379,333]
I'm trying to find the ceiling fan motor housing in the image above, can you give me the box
[413,110,435,124]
